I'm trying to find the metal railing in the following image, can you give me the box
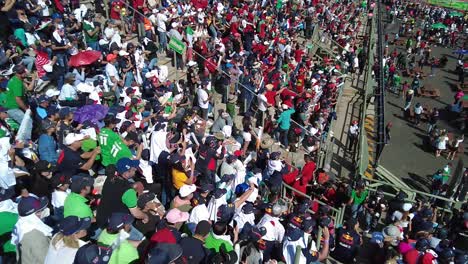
[356,14,376,179]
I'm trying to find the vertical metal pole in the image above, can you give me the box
[174,50,178,81]
[104,0,109,19]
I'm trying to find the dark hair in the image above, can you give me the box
[213,222,227,236]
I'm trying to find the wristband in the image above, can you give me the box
[323,239,329,244]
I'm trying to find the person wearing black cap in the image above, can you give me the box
[195,135,225,185]
[73,242,113,264]
[41,106,59,133]
[63,175,94,219]
[26,160,55,198]
[56,107,74,150]
[13,196,53,264]
[133,192,164,239]
[331,218,362,264]
[97,212,139,264]
[44,216,91,264]
[179,220,212,263]
[50,174,71,220]
[237,223,267,263]
[403,238,432,264]
[411,207,437,234]
[187,192,209,234]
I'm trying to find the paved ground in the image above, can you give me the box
[379,16,467,192]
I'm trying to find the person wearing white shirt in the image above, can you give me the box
[197,86,210,120]
[105,54,122,100]
[51,179,71,220]
[59,73,78,105]
[187,195,209,234]
[156,11,168,51]
[348,120,359,152]
[44,216,89,264]
[257,89,268,127]
[257,204,285,262]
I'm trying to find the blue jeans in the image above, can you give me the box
[22,56,35,72]
[351,204,363,219]
[275,127,289,147]
[124,71,134,87]
[8,108,32,141]
[148,58,158,70]
[158,31,167,51]
[87,41,100,51]
[56,53,68,70]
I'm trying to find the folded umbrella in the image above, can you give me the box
[452,49,468,55]
[69,50,102,67]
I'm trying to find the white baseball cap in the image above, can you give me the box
[179,184,196,198]
[119,50,129,56]
[64,133,86,145]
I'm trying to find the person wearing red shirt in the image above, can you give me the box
[294,44,305,64]
[110,1,125,20]
[301,154,316,184]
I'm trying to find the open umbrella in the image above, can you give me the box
[449,11,463,17]
[69,50,102,67]
[431,23,448,30]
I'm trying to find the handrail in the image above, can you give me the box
[363,176,464,205]
[282,182,340,214]
[356,13,376,179]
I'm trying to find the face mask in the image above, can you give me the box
[40,208,50,219]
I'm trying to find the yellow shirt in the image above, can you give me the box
[172,169,188,190]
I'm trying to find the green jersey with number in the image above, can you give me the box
[98,128,132,166]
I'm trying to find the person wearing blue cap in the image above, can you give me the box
[96,158,148,241]
[97,213,139,264]
[12,195,53,264]
[44,216,91,264]
[73,243,112,264]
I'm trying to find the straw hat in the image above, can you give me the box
[265,84,274,91]
[228,94,238,103]
[260,138,274,149]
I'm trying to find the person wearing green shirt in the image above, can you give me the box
[97,213,139,264]
[204,222,234,253]
[0,188,18,262]
[275,105,295,148]
[99,115,133,166]
[63,175,94,219]
[5,64,35,140]
[348,181,368,218]
[82,17,100,51]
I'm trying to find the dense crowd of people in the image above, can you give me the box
[0,0,465,263]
